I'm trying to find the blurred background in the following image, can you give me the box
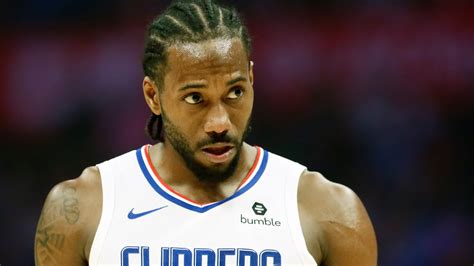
[1,0,473,265]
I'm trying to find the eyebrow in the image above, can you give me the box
[178,83,206,91]
[227,76,247,86]
[178,76,247,91]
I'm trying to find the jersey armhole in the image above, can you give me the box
[284,166,319,265]
[88,163,116,265]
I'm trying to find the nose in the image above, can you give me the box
[204,103,231,135]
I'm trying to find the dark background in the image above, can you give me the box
[1,0,473,265]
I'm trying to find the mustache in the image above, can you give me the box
[196,133,241,148]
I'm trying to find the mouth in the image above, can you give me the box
[201,144,235,163]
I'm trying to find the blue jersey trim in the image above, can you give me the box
[136,148,268,213]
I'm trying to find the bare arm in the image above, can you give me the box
[298,171,377,266]
[34,167,102,266]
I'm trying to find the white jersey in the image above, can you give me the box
[90,145,317,266]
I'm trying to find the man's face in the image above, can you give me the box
[158,38,254,182]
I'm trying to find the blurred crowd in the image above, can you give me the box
[0,0,473,265]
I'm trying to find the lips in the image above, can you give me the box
[201,144,235,163]
[202,146,232,155]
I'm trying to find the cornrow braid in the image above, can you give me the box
[143,0,252,142]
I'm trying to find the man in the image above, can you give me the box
[35,0,377,265]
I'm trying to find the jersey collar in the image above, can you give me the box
[136,145,268,213]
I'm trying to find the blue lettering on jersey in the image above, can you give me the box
[121,246,149,266]
[218,248,236,266]
[194,248,216,266]
[121,246,281,266]
[260,249,281,265]
[171,247,192,266]
[238,249,258,266]
[162,247,170,266]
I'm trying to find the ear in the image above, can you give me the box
[143,76,161,116]
[249,61,254,86]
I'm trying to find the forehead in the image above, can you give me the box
[165,38,248,84]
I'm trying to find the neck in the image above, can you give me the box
[148,141,257,204]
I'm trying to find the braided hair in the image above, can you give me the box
[142,0,252,141]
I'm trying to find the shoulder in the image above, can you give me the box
[45,167,102,226]
[298,171,363,223]
[298,171,377,265]
[35,166,102,266]
[264,148,307,171]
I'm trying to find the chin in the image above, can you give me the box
[190,152,240,183]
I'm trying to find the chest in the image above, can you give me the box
[90,147,317,265]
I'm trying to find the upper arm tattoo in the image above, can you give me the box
[35,185,81,265]
[63,186,80,224]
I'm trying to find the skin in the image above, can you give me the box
[35,38,377,265]
[35,167,101,265]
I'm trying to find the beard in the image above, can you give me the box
[161,110,251,183]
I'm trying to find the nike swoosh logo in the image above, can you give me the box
[127,205,168,219]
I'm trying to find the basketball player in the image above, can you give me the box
[34,0,377,265]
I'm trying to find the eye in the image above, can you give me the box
[227,87,244,99]
[184,93,203,104]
